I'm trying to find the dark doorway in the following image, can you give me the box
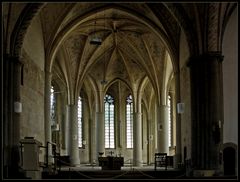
[223,147,236,175]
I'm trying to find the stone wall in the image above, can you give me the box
[20,14,45,162]
[20,49,45,161]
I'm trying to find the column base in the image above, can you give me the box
[25,170,42,179]
[133,160,143,167]
[193,170,219,177]
[173,154,182,169]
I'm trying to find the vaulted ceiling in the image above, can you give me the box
[2,2,237,107]
[37,3,178,103]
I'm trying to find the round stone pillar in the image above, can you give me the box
[13,57,22,145]
[175,72,182,168]
[188,52,223,175]
[10,56,23,174]
[96,112,105,157]
[69,104,80,166]
[133,112,143,166]
[64,105,71,155]
[156,105,169,154]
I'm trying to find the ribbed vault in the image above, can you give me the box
[46,4,175,104]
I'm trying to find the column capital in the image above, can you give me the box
[133,112,142,116]
[187,52,224,67]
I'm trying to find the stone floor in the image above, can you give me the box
[60,164,174,171]
[42,164,237,180]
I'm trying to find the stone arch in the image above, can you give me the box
[137,76,150,108]
[220,3,237,52]
[85,75,100,112]
[104,78,133,97]
[10,3,44,57]
[46,4,178,74]
[162,3,199,56]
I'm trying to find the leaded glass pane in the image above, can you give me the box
[126,94,133,148]
[104,94,115,148]
[168,95,171,147]
[78,96,83,148]
[50,86,56,125]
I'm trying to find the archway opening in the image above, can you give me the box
[223,147,236,176]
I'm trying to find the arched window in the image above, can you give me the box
[126,94,133,148]
[168,95,172,147]
[50,86,56,125]
[78,96,83,148]
[104,94,115,148]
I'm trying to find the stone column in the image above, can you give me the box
[188,52,223,175]
[12,57,22,144]
[44,71,52,164]
[96,112,105,157]
[147,118,152,165]
[133,112,143,166]
[11,56,23,173]
[64,105,71,155]
[175,72,182,168]
[89,118,97,164]
[69,104,80,166]
[156,105,169,154]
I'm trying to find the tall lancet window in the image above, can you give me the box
[104,94,115,148]
[126,94,133,148]
[78,96,83,148]
[50,86,56,125]
[168,95,172,147]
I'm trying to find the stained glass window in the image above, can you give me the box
[126,95,133,148]
[104,94,115,148]
[78,96,83,148]
[168,95,172,147]
[50,86,56,125]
